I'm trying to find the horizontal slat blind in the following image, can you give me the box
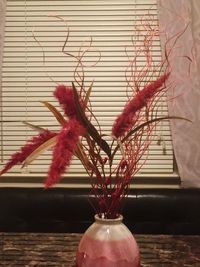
[0,0,174,179]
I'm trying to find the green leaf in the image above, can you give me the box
[72,82,111,158]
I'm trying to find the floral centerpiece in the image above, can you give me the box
[0,15,185,221]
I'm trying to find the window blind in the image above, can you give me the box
[0,0,177,183]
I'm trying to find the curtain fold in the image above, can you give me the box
[158,0,200,187]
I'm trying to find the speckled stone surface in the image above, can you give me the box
[0,233,200,266]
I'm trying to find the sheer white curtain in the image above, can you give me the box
[158,0,200,187]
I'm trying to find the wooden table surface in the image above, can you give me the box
[0,233,200,266]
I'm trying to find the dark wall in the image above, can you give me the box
[0,188,199,234]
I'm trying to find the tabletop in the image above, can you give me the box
[0,233,200,267]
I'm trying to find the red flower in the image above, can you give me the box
[112,73,170,138]
[54,85,79,119]
[45,119,85,188]
[0,130,56,176]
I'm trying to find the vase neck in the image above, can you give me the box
[95,214,123,224]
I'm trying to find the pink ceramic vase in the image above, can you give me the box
[76,214,140,267]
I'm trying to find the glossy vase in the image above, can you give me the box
[76,214,140,267]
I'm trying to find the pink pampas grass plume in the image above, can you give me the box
[0,130,56,176]
[112,72,170,138]
[45,119,85,188]
[54,85,79,119]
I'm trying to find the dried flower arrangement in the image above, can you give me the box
[0,15,187,219]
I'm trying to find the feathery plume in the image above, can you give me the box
[45,119,85,188]
[54,85,79,119]
[0,130,56,175]
[112,73,170,138]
